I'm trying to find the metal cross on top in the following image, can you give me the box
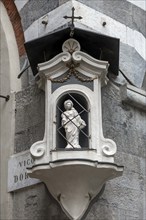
[63,7,83,37]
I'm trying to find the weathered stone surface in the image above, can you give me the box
[102,82,146,158]
[13,183,69,220]
[121,85,146,111]
[103,183,144,215]
[15,85,45,153]
[20,0,59,31]
[120,43,146,88]
[15,98,45,133]
[77,0,146,37]
[85,199,140,220]
[21,0,146,38]
[115,152,144,176]
[59,0,69,5]
[142,73,146,91]
[15,121,45,153]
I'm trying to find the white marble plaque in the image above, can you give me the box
[8,150,41,192]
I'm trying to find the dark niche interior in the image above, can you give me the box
[56,93,89,149]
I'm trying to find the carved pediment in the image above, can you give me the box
[37,38,109,88]
[25,27,120,76]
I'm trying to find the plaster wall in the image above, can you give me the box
[11,0,146,219]
[0,1,21,219]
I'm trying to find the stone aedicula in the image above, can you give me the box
[27,39,123,220]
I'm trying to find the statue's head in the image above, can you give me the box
[64,99,73,110]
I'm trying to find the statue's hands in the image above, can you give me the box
[79,120,86,129]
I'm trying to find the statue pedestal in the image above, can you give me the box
[28,160,123,220]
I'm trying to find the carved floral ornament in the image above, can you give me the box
[28,38,123,220]
[62,38,81,53]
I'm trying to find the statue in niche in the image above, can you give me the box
[61,100,86,149]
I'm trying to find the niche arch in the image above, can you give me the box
[51,84,93,151]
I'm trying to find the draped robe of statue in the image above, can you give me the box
[61,101,86,149]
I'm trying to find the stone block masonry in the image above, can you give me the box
[15,85,45,153]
